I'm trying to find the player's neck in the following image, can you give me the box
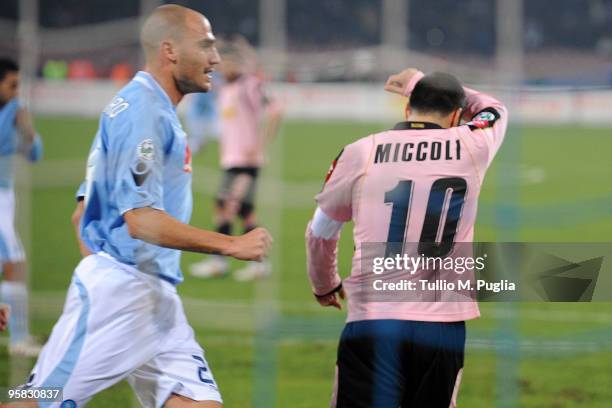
[144,67,183,106]
[405,113,450,129]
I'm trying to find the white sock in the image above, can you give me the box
[0,281,30,344]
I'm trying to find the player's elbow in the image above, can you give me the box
[71,201,84,227]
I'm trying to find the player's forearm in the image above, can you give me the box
[461,86,507,119]
[25,134,43,162]
[15,108,37,144]
[401,70,425,97]
[305,218,342,296]
[124,207,233,255]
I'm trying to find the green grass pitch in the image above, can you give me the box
[1,116,612,407]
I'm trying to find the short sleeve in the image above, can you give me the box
[75,181,86,202]
[107,112,168,214]
[315,142,364,222]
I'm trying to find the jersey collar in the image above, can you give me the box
[133,71,175,111]
[393,121,443,130]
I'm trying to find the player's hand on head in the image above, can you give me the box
[384,68,421,95]
[227,227,272,261]
[316,287,346,310]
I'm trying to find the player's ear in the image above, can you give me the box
[451,107,462,127]
[404,103,411,120]
[161,40,178,64]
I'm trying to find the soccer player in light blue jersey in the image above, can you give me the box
[0,57,43,357]
[23,6,271,408]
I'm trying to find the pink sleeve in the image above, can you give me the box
[462,87,509,164]
[315,142,363,222]
[402,71,426,97]
[305,221,342,296]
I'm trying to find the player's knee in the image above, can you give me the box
[2,401,39,408]
[238,202,254,220]
[216,222,232,236]
[163,394,223,408]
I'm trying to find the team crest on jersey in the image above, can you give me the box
[131,139,155,186]
[137,139,155,161]
[104,96,129,118]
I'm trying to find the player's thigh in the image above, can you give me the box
[335,320,407,408]
[404,321,465,408]
[129,293,222,408]
[28,255,166,406]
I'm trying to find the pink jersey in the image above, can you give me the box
[218,75,266,169]
[309,78,508,323]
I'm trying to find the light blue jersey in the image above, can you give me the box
[0,98,43,189]
[79,71,193,284]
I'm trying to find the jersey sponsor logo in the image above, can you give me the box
[324,149,344,184]
[103,96,129,118]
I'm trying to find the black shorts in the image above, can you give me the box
[335,319,465,408]
[215,167,260,216]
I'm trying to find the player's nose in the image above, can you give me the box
[210,48,221,66]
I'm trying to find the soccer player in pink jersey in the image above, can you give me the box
[306,67,508,407]
[190,39,282,281]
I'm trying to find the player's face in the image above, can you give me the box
[174,16,220,94]
[0,71,19,104]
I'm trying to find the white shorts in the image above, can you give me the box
[28,253,222,407]
[0,188,25,264]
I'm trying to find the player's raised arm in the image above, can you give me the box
[460,85,509,163]
[385,67,508,163]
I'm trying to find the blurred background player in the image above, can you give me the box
[190,38,283,281]
[306,67,508,407]
[0,57,43,357]
[183,71,223,155]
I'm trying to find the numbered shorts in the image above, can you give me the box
[333,319,465,408]
[0,187,25,264]
[215,167,259,217]
[28,253,221,408]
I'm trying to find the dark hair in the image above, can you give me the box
[0,58,19,81]
[409,72,465,115]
